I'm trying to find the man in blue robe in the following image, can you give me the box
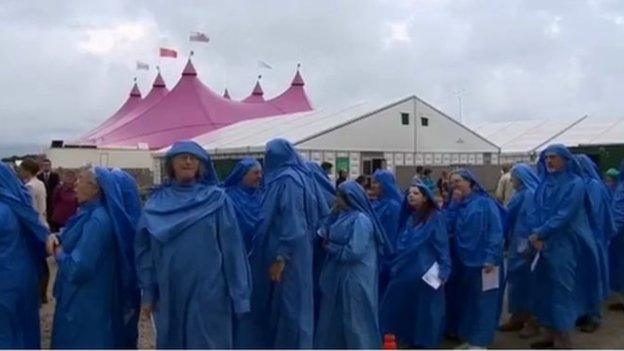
[136,141,251,348]
[0,163,49,349]
[50,167,139,348]
[529,144,601,348]
[245,138,324,349]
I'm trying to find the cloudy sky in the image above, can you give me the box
[1,0,624,157]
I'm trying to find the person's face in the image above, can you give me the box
[407,186,426,209]
[242,166,262,188]
[75,170,100,204]
[42,161,51,173]
[510,176,521,190]
[172,153,200,183]
[63,172,77,186]
[450,173,472,196]
[370,179,382,198]
[545,153,566,173]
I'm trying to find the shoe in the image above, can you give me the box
[608,302,624,311]
[498,320,524,332]
[530,339,554,349]
[579,320,600,333]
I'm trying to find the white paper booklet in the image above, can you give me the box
[422,261,442,290]
[481,265,500,292]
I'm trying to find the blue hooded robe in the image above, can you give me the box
[531,144,601,332]
[315,180,391,349]
[380,181,451,348]
[505,163,538,315]
[610,160,624,292]
[243,139,325,349]
[576,155,616,304]
[0,163,48,349]
[222,158,263,253]
[135,141,251,349]
[371,170,402,298]
[52,167,139,349]
[449,169,505,347]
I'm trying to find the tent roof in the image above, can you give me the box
[87,59,313,149]
[80,81,143,140]
[471,116,585,154]
[539,116,624,149]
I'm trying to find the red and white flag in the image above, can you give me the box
[190,31,210,43]
[159,47,178,58]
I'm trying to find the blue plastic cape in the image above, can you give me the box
[314,181,384,348]
[0,163,48,349]
[112,168,142,223]
[222,158,263,252]
[611,160,624,291]
[531,144,601,331]
[505,163,538,315]
[380,181,450,347]
[136,142,251,348]
[242,138,320,349]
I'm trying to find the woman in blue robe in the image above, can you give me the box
[575,155,616,331]
[0,163,48,349]
[370,170,402,297]
[51,166,138,348]
[244,139,324,349]
[448,169,505,348]
[609,160,624,309]
[135,141,251,349]
[380,181,451,348]
[529,144,601,348]
[315,180,391,349]
[222,157,263,252]
[498,163,539,335]
[442,187,463,338]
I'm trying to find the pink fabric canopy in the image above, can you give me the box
[242,81,265,103]
[83,59,313,149]
[81,82,142,140]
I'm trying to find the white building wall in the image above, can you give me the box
[299,99,416,152]
[46,148,154,169]
[415,99,499,153]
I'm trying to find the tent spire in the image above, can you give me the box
[182,58,197,76]
[291,65,305,86]
[130,78,141,97]
[223,88,231,100]
[252,75,264,96]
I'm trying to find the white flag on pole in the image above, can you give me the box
[257,60,273,70]
[136,61,149,70]
[190,31,210,43]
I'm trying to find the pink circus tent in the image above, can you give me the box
[82,58,313,149]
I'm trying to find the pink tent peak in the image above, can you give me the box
[242,79,265,103]
[81,81,142,140]
[263,68,313,112]
[223,88,231,99]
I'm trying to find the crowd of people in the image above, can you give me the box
[1,139,623,349]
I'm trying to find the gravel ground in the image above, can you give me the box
[41,257,624,349]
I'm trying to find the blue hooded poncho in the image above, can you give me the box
[380,181,451,348]
[371,170,403,298]
[447,169,505,347]
[222,157,263,252]
[576,154,616,302]
[51,167,139,349]
[315,181,390,349]
[242,138,325,349]
[0,163,48,349]
[531,144,601,332]
[610,160,624,292]
[505,163,539,315]
[135,141,251,349]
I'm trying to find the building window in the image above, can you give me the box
[401,113,409,125]
[421,117,429,126]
